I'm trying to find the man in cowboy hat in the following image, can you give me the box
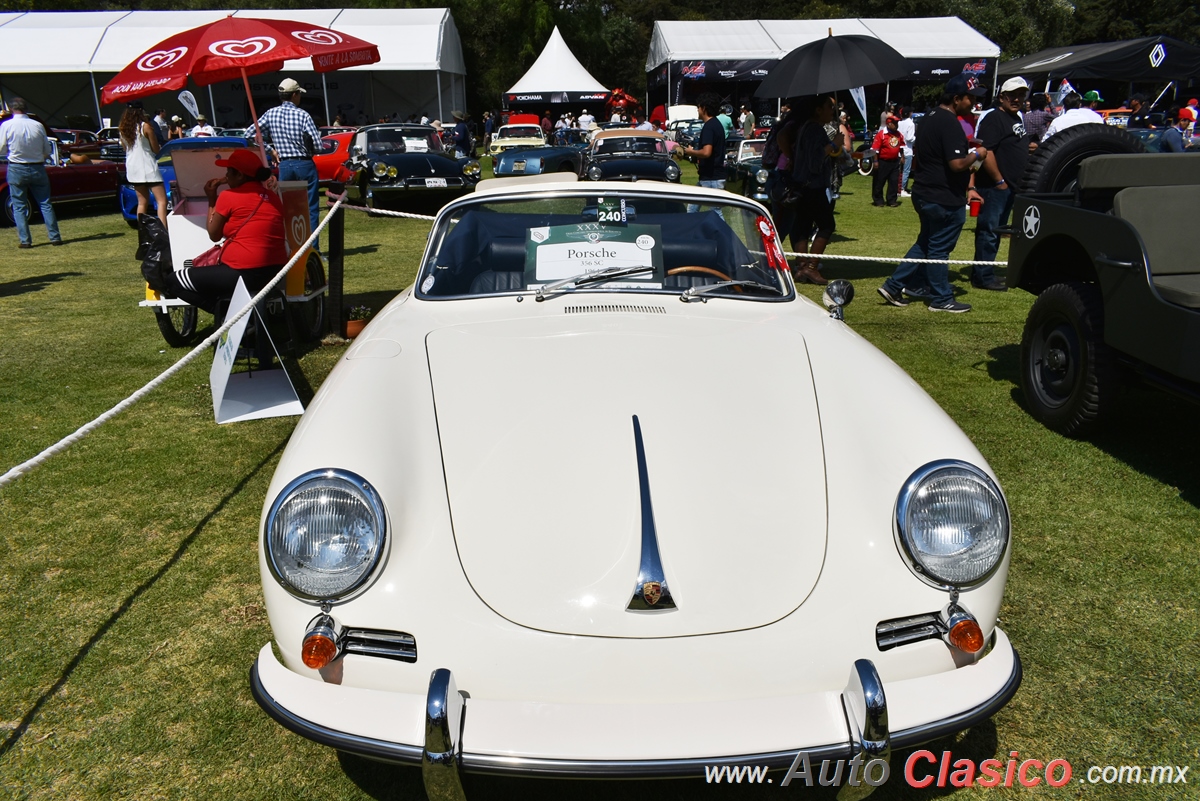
[246,77,323,248]
[189,114,215,137]
[451,110,472,158]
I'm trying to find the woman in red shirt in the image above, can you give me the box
[870,115,905,206]
[163,148,287,319]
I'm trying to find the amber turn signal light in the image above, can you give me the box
[302,615,340,669]
[948,618,985,653]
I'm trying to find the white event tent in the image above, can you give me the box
[503,26,609,109]
[0,9,467,128]
[647,17,1001,106]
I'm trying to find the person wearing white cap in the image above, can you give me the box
[245,77,323,248]
[578,108,595,128]
[969,76,1033,288]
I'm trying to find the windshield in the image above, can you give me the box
[365,128,441,154]
[499,126,543,140]
[739,140,766,159]
[594,137,666,156]
[416,192,791,301]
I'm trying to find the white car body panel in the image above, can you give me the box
[253,181,1019,783]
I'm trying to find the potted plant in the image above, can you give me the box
[346,305,373,338]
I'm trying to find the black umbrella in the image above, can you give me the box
[755,34,911,98]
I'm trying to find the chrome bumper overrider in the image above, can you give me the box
[250,645,1020,793]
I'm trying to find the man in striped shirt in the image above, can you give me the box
[247,78,322,249]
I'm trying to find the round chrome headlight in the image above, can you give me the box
[665,163,681,181]
[756,169,770,184]
[463,160,481,176]
[895,461,1009,589]
[387,165,399,178]
[587,165,604,181]
[372,161,388,178]
[265,469,387,602]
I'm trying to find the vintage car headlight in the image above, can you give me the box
[387,165,399,179]
[665,163,681,181]
[371,161,389,178]
[463,160,481,176]
[895,460,1009,589]
[756,169,769,184]
[587,165,604,181]
[265,469,387,602]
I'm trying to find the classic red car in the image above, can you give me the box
[50,128,105,160]
[314,131,355,186]
[1,140,124,226]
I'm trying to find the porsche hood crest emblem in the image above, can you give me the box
[642,582,663,606]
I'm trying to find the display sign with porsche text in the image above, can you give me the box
[525,223,664,284]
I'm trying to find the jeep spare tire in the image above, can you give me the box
[1020,123,1144,194]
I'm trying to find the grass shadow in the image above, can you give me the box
[0,438,287,759]
[0,271,84,298]
[985,344,1200,506]
[344,244,381,256]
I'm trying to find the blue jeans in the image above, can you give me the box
[901,153,912,190]
[689,179,726,215]
[7,162,61,245]
[277,158,320,251]
[883,195,966,305]
[971,185,1014,282]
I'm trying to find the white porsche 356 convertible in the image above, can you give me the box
[251,176,1020,796]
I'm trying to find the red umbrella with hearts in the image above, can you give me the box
[101,15,379,161]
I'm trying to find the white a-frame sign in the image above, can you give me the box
[209,278,304,424]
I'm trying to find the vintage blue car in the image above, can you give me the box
[493,129,588,177]
[118,136,250,228]
[345,123,480,211]
[582,130,680,183]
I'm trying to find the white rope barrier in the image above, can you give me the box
[338,203,436,221]
[0,193,348,490]
[783,251,1007,267]
[341,203,1006,266]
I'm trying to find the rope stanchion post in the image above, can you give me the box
[326,183,345,338]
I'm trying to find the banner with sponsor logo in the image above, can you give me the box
[647,60,776,87]
[505,91,611,107]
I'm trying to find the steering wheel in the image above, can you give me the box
[667,266,742,293]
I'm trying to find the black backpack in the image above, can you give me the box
[761,123,783,170]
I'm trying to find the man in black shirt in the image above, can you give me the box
[878,73,988,313]
[1127,94,1154,129]
[680,92,726,190]
[970,77,1034,289]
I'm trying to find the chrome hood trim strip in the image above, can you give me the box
[626,415,677,612]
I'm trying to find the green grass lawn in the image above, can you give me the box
[1,173,1197,800]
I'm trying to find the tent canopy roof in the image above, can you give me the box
[507,27,607,94]
[0,9,465,74]
[647,17,999,70]
[998,36,1200,81]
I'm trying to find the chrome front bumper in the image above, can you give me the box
[250,634,1020,791]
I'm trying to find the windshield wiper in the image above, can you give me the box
[680,280,783,301]
[534,265,654,301]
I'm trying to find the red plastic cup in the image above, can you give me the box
[969,198,981,217]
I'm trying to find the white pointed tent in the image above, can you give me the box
[504,27,609,108]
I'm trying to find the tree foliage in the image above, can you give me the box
[2,0,1196,114]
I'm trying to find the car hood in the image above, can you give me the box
[369,152,462,174]
[425,314,827,638]
[589,155,672,178]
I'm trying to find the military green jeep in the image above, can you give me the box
[1007,152,1200,435]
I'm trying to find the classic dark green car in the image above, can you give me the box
[345,124,481,212]
[722,139,769,203]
